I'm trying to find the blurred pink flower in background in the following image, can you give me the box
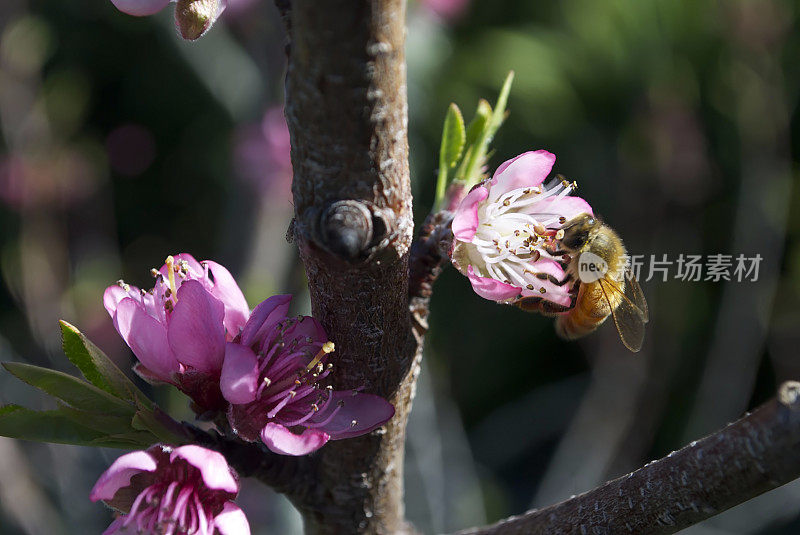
[451,150,593,307]
[419,0,470,22]
[232,106,292,199]
[104,253,250,413]
[91,444,250,535]
[0,151,97,210]
[220,294,395,456]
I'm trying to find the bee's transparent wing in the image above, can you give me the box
[597,269,648,352]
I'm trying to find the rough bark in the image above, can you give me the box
[456,381,800,535]
[280,1,417,533]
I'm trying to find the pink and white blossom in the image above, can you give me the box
[91,444,249,535]
[220,295,395,456]
[104,253,249,412]
[451,150,593,307]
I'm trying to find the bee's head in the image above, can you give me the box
[559,213,599,251]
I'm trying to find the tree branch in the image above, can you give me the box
[456,381,800,535]
[279,1,417,533]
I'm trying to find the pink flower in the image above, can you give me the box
[110,0,173,17]
[104,254,249,412]
[91,444,249,535]
[451,150,593,307]
[220,295,395,456]
[233,107,292,199]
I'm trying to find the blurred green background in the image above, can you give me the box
[1,0,799,533]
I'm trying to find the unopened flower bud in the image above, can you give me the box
[175,0,226,41]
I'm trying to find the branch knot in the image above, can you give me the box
[310,199,395,262]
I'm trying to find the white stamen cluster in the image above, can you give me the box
[464,179,577,292]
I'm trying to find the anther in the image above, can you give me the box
[555,229,565,240]
[164,256,178,299]
[302,342,335,375]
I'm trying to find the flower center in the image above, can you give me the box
[468,179,578,292]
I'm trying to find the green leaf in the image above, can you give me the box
[0,404,109,446]
[132,406,191,445]
[440,103,466,170]
[2,362,135,416]
[464,99,492,148]
[488,70,514,137]
[460,71,515,186]
[56,404,138,435]
[435,103,467,209]
[60,320,152,408]
[88,431,157,449]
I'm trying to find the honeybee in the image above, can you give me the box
[519,214,649,352]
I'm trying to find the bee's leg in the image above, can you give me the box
[516,281,579,316]
[535,272,574,287]
[538,300,574,317]
[516,296,571,316]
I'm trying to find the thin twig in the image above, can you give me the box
[455,381,800,535]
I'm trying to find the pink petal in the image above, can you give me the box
[103,284,140,317]
[535,195,594,222]
[132,363,173,385]
[171,445,238,494]
[308,391,395,440]
[168,280,226,373]
[240,294,292,347]
[281,316,327,347]
[220,343,260,404]
[113,298,178,379]
[110,0,171,17]
[517,258,572,307]
[452,186,489,242]
[466,265,521,301]
[205,260,250,338]
[167,253,204,278]
[260,423,329,456]
[488,150,556,202]
[214,502,251,535]
[90,450,157,502]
